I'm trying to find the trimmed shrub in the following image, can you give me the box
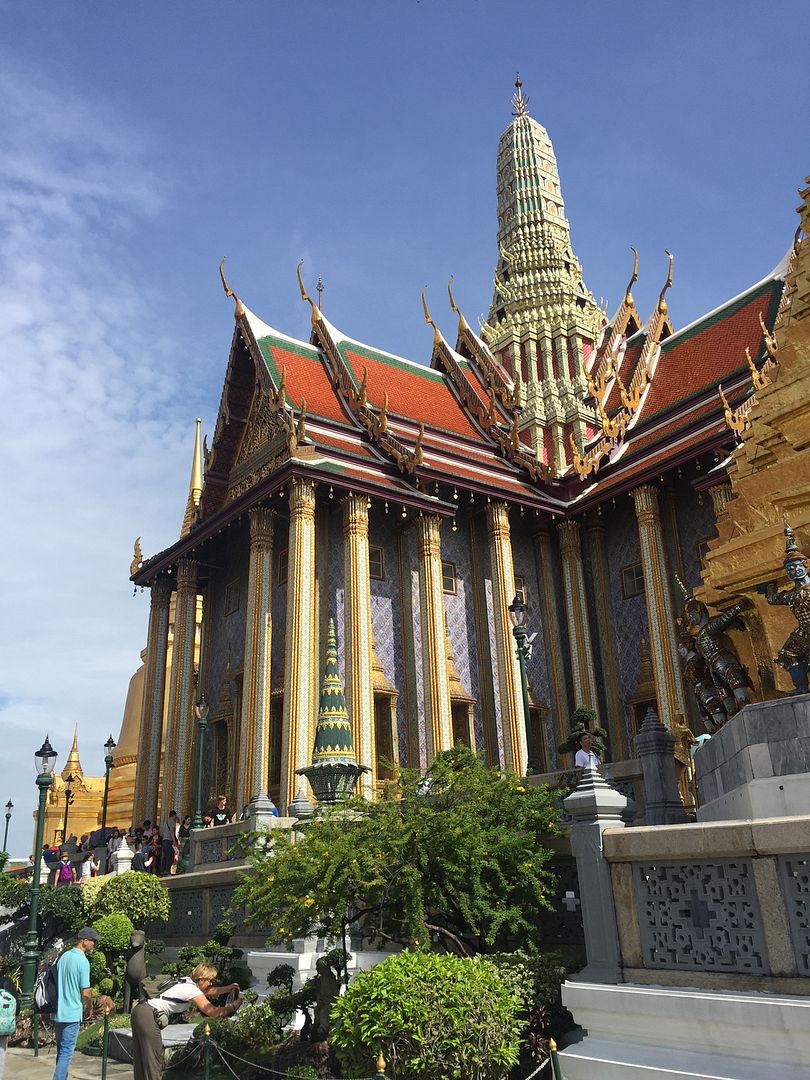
[330,951,524,1080]
[90,871,170,926]
[93,913,134,953]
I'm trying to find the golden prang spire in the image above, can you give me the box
[180,417,203,538]
[62,725,83,780]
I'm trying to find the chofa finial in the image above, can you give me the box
[296,260,319,326]
[218,257,244,317]
[657,250,674,316]
[624,247,639,306]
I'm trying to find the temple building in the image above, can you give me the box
[123,81,805,822]
[34,729,106,848]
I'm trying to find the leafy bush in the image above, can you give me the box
[90,871,170,926]
[93,913,134,953]
[80,877,108,914]
[194,997,284,1056]
[39,883,86,938]
[330,950,524,1080]
[76,1013,131,1052]
[557,706,609,758]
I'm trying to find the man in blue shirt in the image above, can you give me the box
[52,927,98,1080]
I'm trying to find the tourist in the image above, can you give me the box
[52,927,98,1080]
[131,964,242,1080]
[202,814,213,829]
[131,841,154,873]
[574,733,601,769]
[210,795,232,827]
[56,854,75,887]
[158,812,178,875]
[0,955,19,1080]
[79,851,99,883]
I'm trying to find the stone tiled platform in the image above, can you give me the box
[695,694,810,820]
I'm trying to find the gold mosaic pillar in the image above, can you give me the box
[533,523,569,751]
[558,520,598,710]
[280,478,317,812]
[586,523,626,759]
[631,484,686,725]
[161,558,198,817]
[343,494,375,796]
[236,507,275,810]
[132,578,172,824]
[416,515,453,762]
[486,502,527,776]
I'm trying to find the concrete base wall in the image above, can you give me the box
[560,980,810,1079]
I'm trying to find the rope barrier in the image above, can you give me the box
[213,1037,386,1079]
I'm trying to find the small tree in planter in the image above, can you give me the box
[557,707,609,761]
[88,871,170,927]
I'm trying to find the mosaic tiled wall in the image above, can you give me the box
[442,518,483,745]
[675,482,718,591]
[270,516,288,691]
[204,519,249,716]
[603,496,648,750]
[511,529,553,711]
[324,503,346,681]
[474,515,506,768]
[368,510,407,762]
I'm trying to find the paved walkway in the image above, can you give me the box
[6,1046,132,1078]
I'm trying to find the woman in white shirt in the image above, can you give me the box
[131,963,241,1080]
[574,733,601,769]
[79,852,98,882]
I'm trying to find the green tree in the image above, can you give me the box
[330,950,524,1080]
[557,706,609,759]
[235,746,560,956]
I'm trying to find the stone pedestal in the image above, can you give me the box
[695,695,810,821]
[634,708,689,825]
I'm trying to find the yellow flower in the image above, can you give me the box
[516,786,526,794]
[303,897,315,908]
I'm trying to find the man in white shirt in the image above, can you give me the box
[574,733,601,769]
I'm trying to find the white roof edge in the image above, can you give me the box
[241,303,319,353]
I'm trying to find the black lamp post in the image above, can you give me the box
[192,695,210,830]
[100,735,116,872]
[508,594,538,775]
[2,800,12,853]
[20,737,58,1009]
[61,775,75,845]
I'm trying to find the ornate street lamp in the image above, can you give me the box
[20,736,58,1008]
[100,735,116,872]
[192,695,210,830]
[2,800,12,853]
[508,594,538,775]
[61,775,75,845]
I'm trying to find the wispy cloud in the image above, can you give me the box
[0,58,193,854]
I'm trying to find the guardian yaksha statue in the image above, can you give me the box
[766,523,810,694]
[676,619,729,729]
[675,576,752,723]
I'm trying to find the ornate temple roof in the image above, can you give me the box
[130,88,791,585]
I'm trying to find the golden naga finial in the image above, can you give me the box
[413,424,425,468]
[358,367,368,408]
[295,399,308,445]
[421,288,441,346]
[718,383,750,435]
[758,311,779,361]
[277,365,287,410]
[218,257,244,317]
[657,250,674,316]
[296,260,319,325]
[569,432,609,480]
[130,537,143,577]
[624,246,639,306]
[746,346,771,392]
[447,275,469,331]
[512,72,529,117]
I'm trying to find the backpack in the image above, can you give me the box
[0,990,16,1036]
[33,958,59,1015]
[59,862,73,883]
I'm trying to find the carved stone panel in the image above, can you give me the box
[635,859,766,973]
[778,855,810,976]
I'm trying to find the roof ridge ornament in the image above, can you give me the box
[218,257,244,317]
[657,250,674,316]
[447,276,469,332]
[296,260,319,326]
[625,246,639,306]
[421,288,442,347]
[512,73,529,117]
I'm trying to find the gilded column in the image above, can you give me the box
[630,484,686,725]
[558,520,598,710]
[586,523,625,758]
[279,478,317,812]
[236,507,275,811]
[161,558,198,817]
[533,524,569,751]
[416,515,453,762]
[343,494,375,796]
[132,579,172,824]
[486,502,527,776]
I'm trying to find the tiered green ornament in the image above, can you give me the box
[296,618,369,805]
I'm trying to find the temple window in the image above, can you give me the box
[441,560,457,595]
[223,579,240,616]
[621,562,645,599]
[369,544,385,580]
[277,548,289,585]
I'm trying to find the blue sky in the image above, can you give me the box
[1,1,808,855]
